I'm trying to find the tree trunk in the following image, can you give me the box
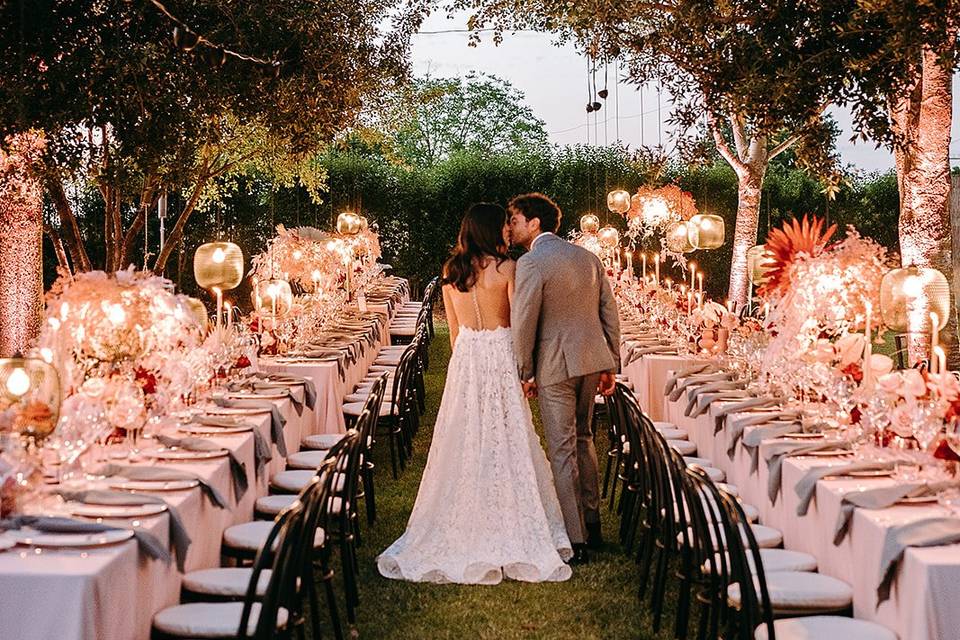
[727,165,766,308]
[892,47,954,366]
[0,164,44,356]
[950,174,960,368]
[152,180,206,274]
[44,173,91,272]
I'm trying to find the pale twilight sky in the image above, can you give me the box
[410,12,960,173]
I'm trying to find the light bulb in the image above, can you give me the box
[903,275,923,298]
[212,247,226,263]
[107,304,126,326]
[312,270,322,281]
[293,250,303,260]
[6,367,30,397]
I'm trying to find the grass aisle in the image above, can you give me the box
[352,322,676,639]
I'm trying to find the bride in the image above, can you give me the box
[377,203,573,585]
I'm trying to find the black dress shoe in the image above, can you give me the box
[586,521,603,550]
[568,544,590,565]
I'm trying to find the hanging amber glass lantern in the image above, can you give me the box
[193,241,244,291]
[688,214,725,250]
[0,353,61,444]
[606,189,632,214]
[665,221,694,253]
[879,265,950,332]
[253,279,293,318]
[598,226,621,249]
[579,214,600,234]
[336,212,362,235]
[747,245,774,285]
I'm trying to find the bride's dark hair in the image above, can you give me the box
[442,203,508,292]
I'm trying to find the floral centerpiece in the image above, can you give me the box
[624,183,697,243]
[37,268,204,426]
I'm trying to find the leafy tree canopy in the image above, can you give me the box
[350,73,550,166]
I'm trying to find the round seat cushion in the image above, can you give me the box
[270,470,315,493]
[668,439,697,455]
[684,456,714,467]
[224,518,326,550]
[256,494,299,517]
[703,549,818,575]
[287,449,329,471]
[181,568,271,598]
[754,615,897,640]
[658,427,689,440]
[740,502,760,523]
[301,434,346,450]
[729,571,853,613]
[342,401,394,417]
[153,602,288,638]
[680,523,782,550]
[653,421,678,431]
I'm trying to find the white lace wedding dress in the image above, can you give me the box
[377,293,572,585]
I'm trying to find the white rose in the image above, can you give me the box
[835,333,865,367]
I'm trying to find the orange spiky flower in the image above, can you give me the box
[757,215,837,297]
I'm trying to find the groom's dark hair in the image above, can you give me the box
[507,193,562,233]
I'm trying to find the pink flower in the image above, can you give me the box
[835,333,865,367]
[869,354,894,377]
[901,369,927,398]
[877,372,902,394]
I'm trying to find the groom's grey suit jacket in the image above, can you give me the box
[512,233,621,386]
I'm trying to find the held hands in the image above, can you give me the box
[597,371,616,396]
[521,380,538,399]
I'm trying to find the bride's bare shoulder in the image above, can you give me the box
[495,259,516,278]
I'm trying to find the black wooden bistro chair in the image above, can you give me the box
[152,496,308,640]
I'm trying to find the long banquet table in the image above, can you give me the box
[625,350,960,640]
[0,287,405,640]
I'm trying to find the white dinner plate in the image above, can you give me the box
[205,407,271,416]
[227,392,288,400]
[12,528,134,548]
[804,449,853,457]
[898,494,939,504]
[847,469,894,478]
[179,424,252,435]
[783,432,825,440]
[109,479,199,492]
[145,448,229,461]
[68,503,168,518]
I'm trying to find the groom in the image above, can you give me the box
[508,193,621,565]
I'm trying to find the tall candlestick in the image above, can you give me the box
[696,292,703,310]
[641,253,647,280]
[224,301,233,331]
[697,272,704,293]
[931,311,940,369]
[935,346,947,388]
[726,299,734,313]
[687,291,692,315]
[213,287,222,332]
[689,262,696,291]
[654,253,660,285]
[863,300,873,388]
[625,250,633,276]
[763,302,770,324]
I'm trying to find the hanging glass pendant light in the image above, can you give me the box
[579,214,601,234]
[688,214,725,250]
[193,242,244,291]
[880,265,950,332]
[336,212,362,235]
[665,221,694,253]
[606,189,631,214]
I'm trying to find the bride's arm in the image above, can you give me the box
[442,285,459,349]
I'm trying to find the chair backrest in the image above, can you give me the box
[361,373,389,448]
[237,498,307,639]
[322,429,364,533]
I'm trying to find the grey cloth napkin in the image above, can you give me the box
[727,412,799,460]
[664,363,714,395]
[626,345,675,365]
[686,384,748,417]
[834,482,955,546]
[0,515,169,565]
[764,440,851,504]
[56,489,191,571]
[230,383,304,416]
[794,460,903,516]
[190,414,272,473]
[258,373,317,410]
[714,397,780,434]
[741,422,799,473]
[97,464,228,509]
[877,517,960,604]
[213,397,287,457]
[668,372,732,402]
[156,435,247,501]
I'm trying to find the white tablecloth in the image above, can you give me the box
[625,353,958,640]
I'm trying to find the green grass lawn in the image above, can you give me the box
[344,321,678,639]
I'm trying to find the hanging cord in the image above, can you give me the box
[615,60,620,145]
[657,84,663,148]
[640,84,645,147]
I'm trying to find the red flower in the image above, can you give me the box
[840,362,863,383]
[933,438,960,462]
[235,355,251,369]
[134,366,157,395]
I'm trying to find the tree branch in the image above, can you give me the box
[768,133,800,160]
[730,113,748,160]
[707,112,747,174]
[43,223,71,274]
[44,173,91,272]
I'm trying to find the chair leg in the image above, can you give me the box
[649,545,669,631]
[363,465,376,525]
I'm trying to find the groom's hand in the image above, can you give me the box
[522,381,538,399]
[598,371,616,396]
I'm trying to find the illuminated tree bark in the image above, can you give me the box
[891,47,954,365]
[0,134,45,356]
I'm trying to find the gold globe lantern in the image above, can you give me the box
[687,214,725,250]
[358,216,369,232]
[253,279,294,319]
[0,353,61,444]
[597,226,621,249]
[193,241,244,291]
[879,265,950,332]
[747,245,774,285]
[606,189,632,214]
[665,221,694,253]
[336,212,362,235]
[579,214,601,234]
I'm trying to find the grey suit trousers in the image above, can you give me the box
[538,372,602,545]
